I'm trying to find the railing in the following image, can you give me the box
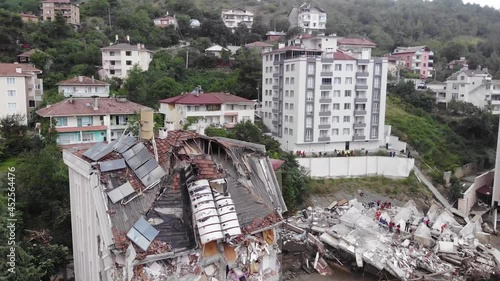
[354,97,368,103]
[321,71,333,76]
[353,122,366,128]
[318,124,331,129]
[319,98,332,103]
[354,110,367,115]
[319,111,331,116]
[356,72,369,77]
[318,136,330,142]
[353,135,365,141]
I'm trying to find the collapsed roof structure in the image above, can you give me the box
[63,129,287,281]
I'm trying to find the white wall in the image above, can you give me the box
[59,85,109,98]
[458,170,494,216]
[0,76,28,123]
[298,156,415,178]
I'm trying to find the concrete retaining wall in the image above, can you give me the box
[298,156,415,178]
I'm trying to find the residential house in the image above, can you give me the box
[17,49,39,64]
[57,76,110,98]
[427,65,497,111]
[62,130,286,281]
[261,34,388,152]
[448,57,467,70]
[100,43,153,79]
[245,41,274,54]
[190,19,201,28]
[384,54,405,78]
[221,8,254,30]
[159,89,255,133]
[41,0,80,25]
[153,16,178,28]
[36,97,150,145]
[288,3,327,34]
[19,13,38,23]
[0,63,43,123]
[266,31,286,42]
[391,46,434,79]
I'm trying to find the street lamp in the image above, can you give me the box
[286,141,289,152]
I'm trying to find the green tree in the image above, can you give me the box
[81,0,110,18]
[234,47,262,99]
[0,115,30,157]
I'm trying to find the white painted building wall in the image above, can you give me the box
[458,170,494,216]
[101,44,153,79]
[0,76,28,122]
[298,156,415,178]
[296,7,327,33]
[59,84,109,98]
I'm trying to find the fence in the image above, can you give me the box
[298,156,415,178]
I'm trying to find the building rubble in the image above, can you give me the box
[281,199,500,280]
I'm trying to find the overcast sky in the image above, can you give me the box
[463,0,500,9]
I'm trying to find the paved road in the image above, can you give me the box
[413,166,469,222]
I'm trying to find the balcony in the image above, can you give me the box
[353,135,366,141]
[318,136,330,142]
[356,72,369,77]
[273,73,279,77]
[358,59,370,64]
[321,57,334,63]
[273,60,281,65]
[273,85,279,89]
[354,110,367,115]
[355,85,368,90]
[35,89,42,96]
[320,84,332,90]
[354,97,368,103]
[272,97,278,101]
[319,111,331,116]
[272,120,278,125]
[272,108,278,113]
[305,111,313,116]
[307,57,316,62]
[353,122,366,128]
[319,98,332,103]
[318,124,331,129]
[321,71,333,76]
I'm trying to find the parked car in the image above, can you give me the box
[417,82,427,89]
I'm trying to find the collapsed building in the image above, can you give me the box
[282,199,500,280]
[62,114,287,281]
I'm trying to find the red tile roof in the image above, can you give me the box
[245,41,274,47]
[338,38,377,47]
[333,52,356,60]
[0,63,41,76]
[159,93,254,105]
[56,125,108,133]
[36,98,151,117]
[56,76,109,86]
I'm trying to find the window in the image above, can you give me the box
[286,78,290,84]
[290,78,295,84]
[126,61,132,65]
[290,116,294,123]
[333,90,340,97]
[82,133,94,142]
[343,116,350,122]
[372,114,379,125]
[116,115,128,125]
[452,83,458,90]
[321,91,330,99]
[460,76,465,81]
[7,103,16,111]
[373,103,379,113]
[285,103,289,110]
[343,128,350,135]
[290,90,295,97]
[307,63,315,75]
[126,51,131,56]
[344,103,351,110]
[345,77,353,84]
[332,129,339,135]
[320,117,329,124]
[285,115,289,122]
[291,64,295,71]
[306,117,313,128]
[55,117,68,126]
[285,90,289,97]
[7,90,16,97]
[373,89,380,100]
[333,103,340,110]
[345,90,352,97]
[29,100,36,108]
[290,103,294,110]
[77,116,93,126]
[289,129,293,136]
[320,104,329,112]
[334,64,342,71]
[320,130,328,138]
[332,116,339,123]
[306,90,313,101]
[371,127,378,138]
[6,78,15,84]
[110,51,115,56]
[346,64,354,71]
[305,130,312,141]
[322,78,332,85]
[306,104,313,114]
[58,134,72,144]
[375,64,381,75]
[110,70,115,75]
[286,65,290,71]
[334,77,341,84]
[322,64,331,72]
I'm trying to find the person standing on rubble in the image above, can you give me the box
[405,220,410,232]
[376,209,381,221]
[389,221,395,232]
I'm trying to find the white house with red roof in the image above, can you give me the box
[36,97,151,145]
[153,15,178,28]
[261,34,388,153]
[245,41,274,54]
[159,89,255,133]
[57,75,110,98]
[0,63,43,123]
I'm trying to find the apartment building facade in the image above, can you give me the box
[391,46,434,79]
[261,35,388,152]
[159,91,255,133]
[41,0,80,25]
[426,66,498,112]
[288,3,327,34]
[221,8,254,30]
[36,97,150,145]
[57,76,110,98]
[0,63,43,123]
[100,43,153,79]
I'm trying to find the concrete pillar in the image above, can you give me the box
[492,115,500,230]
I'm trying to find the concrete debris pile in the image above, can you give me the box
[282,199,500,281]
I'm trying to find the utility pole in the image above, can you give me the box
[108,7,112,28]
[185,49,189,69]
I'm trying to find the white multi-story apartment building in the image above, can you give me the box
[57,76,110,98]
[100,43,153,79]
[221,8,254,30]
[159,90,255,133]
[288,3,327,34]
[36,97,150,145]
[426,66,498,111]
[0,63,43,123]
[41,0,80,25]
[261,35,388,152]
